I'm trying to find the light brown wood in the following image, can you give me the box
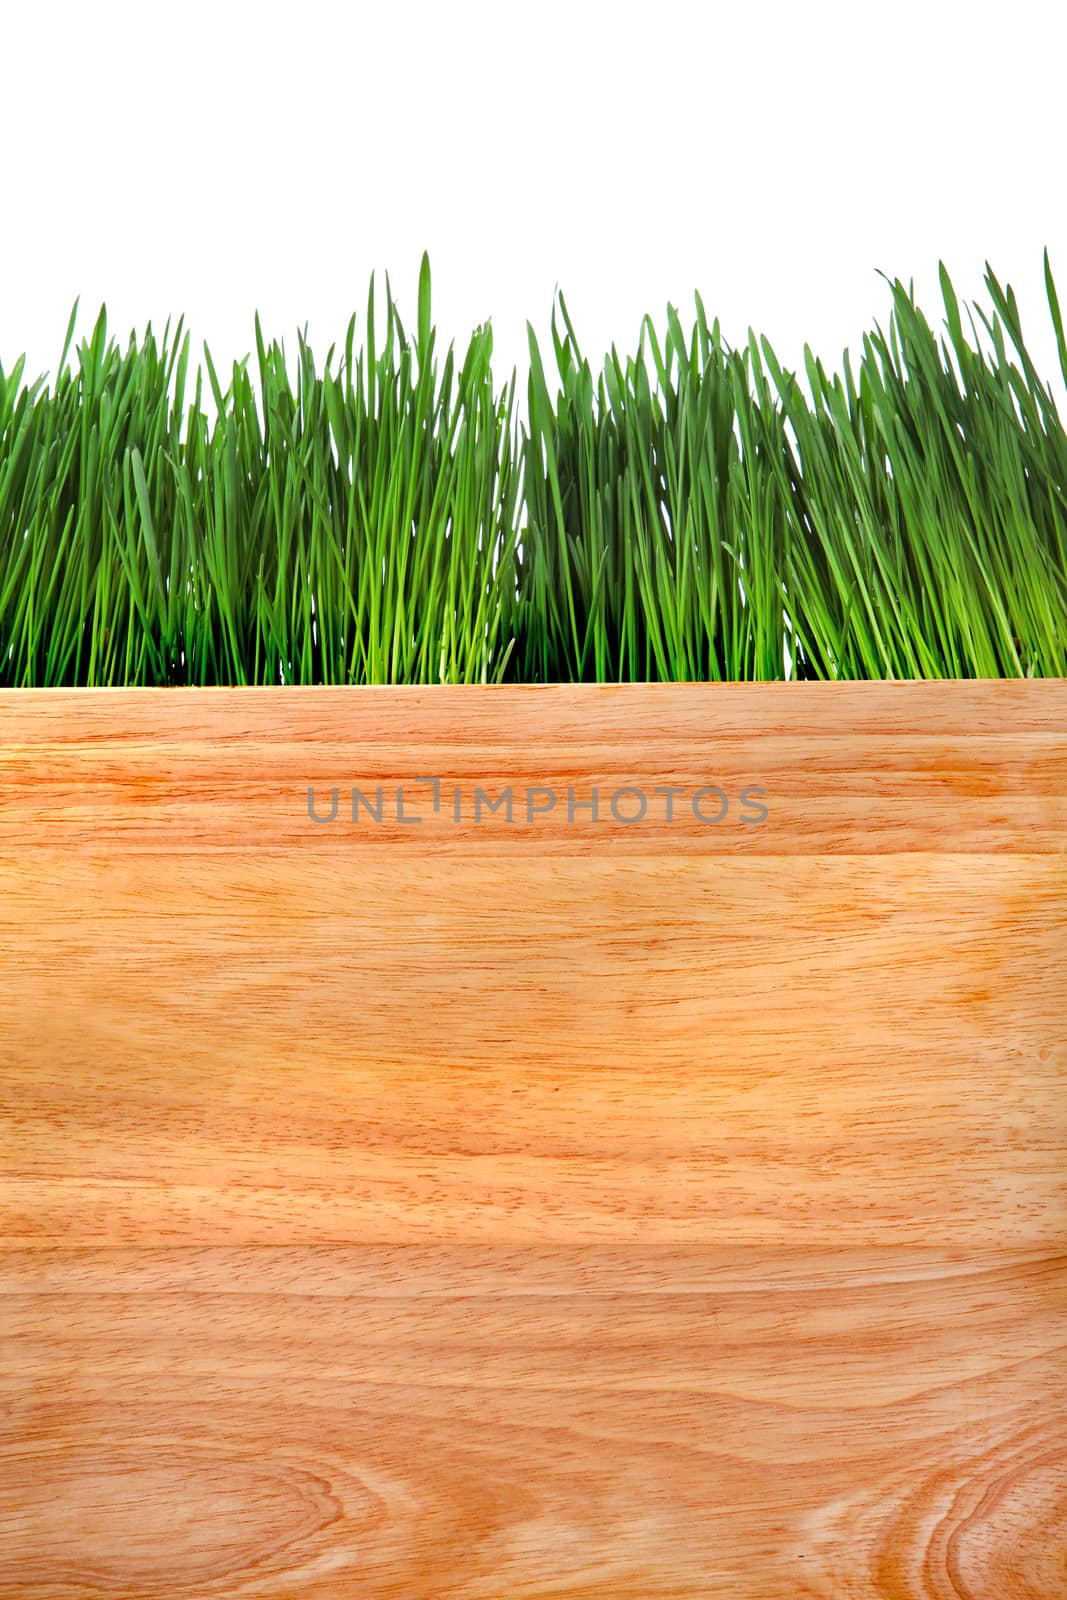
[1,681,1065,1598]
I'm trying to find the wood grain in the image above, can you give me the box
[1,682,1065,1598]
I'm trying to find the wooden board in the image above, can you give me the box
[1,681,1065,1599]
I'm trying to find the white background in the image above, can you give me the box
[4,0,1065,410]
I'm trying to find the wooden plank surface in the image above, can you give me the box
[1,682,1065,1598]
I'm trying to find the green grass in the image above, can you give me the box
[2,252,1065,684]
